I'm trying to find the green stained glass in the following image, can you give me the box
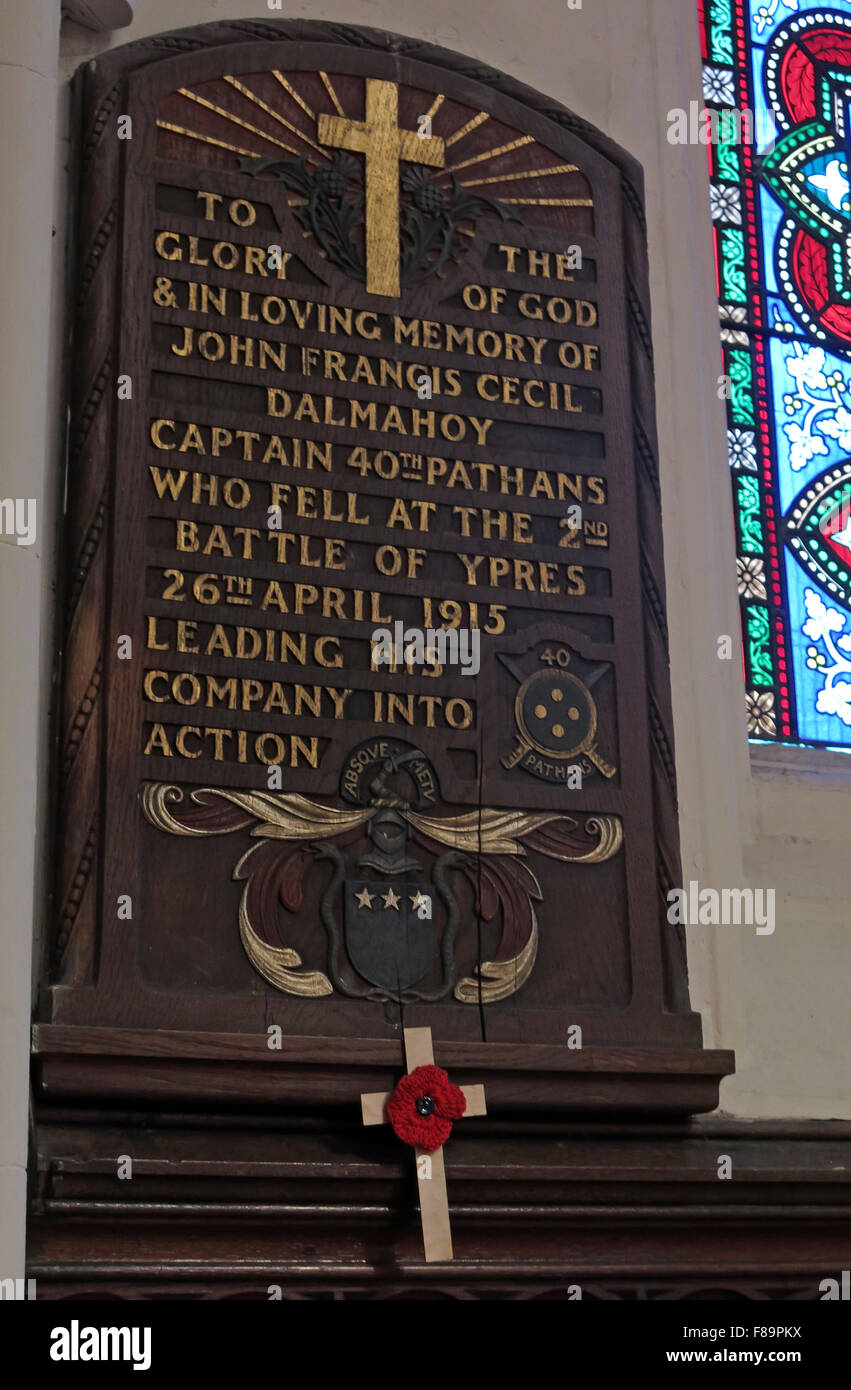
[716,123,741,182]
[720,228,747,302]
[745,604,774,687]
[736,473,764,553]
[708,0,734,66]
[728,348,755,425]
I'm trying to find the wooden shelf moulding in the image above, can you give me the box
[33,1024,734,1114]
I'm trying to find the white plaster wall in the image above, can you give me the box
[48,0,850,1123]
[0,0,62,1286]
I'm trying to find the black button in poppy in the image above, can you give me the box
[415,1094,434,1116]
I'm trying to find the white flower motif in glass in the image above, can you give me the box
[807,159,851,215]
[702,66,736,105]
[786,347,828,393]
[710,184,742,224]
[818,406,851,452]
[727,428,757,469]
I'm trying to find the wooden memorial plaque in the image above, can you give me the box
[39,19,733,1114]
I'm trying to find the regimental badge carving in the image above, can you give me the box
[499,642,617,784]
[142,739,622,1005]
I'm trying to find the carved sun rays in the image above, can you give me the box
[156,72,592,210]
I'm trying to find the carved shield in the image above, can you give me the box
[344,880,435,992]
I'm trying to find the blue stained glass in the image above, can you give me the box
[749,0,808,45]
[759,185,783,294]
[768,334,851,512]
[785,552,851,741]
[705,0,851,746]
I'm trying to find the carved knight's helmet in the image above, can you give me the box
[359,807,421,877]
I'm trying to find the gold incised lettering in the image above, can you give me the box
[140,135,610,780]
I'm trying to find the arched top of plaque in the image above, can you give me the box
[79,19,645,201]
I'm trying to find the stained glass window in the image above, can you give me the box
[701,0,851,746]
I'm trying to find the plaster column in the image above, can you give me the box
[0,0,61,1284]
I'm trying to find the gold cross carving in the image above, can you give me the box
[317,79,445,297]
[361,1026,486,1262]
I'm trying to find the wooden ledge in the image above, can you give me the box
[33,1024,734,1115]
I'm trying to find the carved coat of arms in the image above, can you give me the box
[143,739,622,1006]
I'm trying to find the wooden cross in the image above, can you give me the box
[317,78,445,297]
[361,1026,486,1262]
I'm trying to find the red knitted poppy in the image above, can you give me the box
[386,1064,467,1153]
